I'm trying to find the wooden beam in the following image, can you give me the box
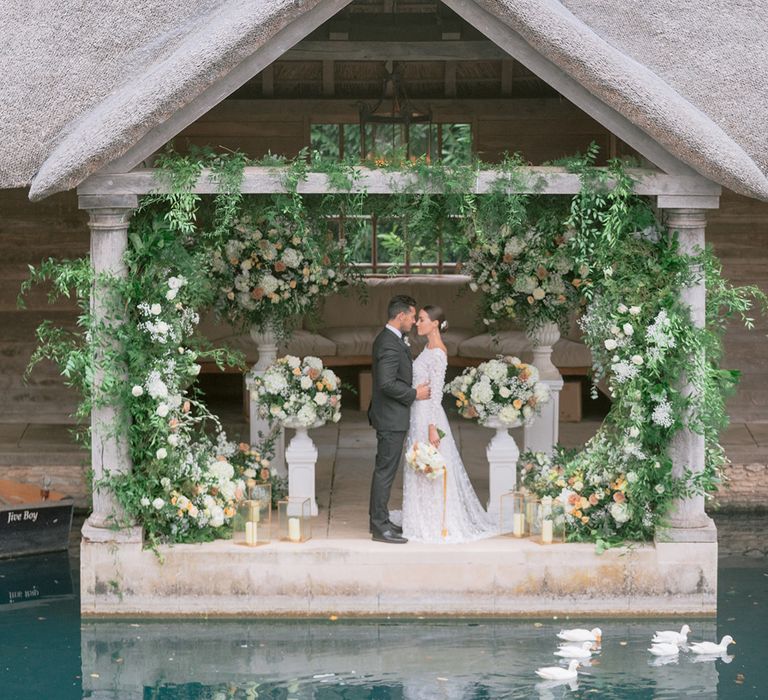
[283,40,507,61]
[78,166,722,203]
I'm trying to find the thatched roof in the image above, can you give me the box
[1,0,767,201]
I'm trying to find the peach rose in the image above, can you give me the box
[613,491,626,504]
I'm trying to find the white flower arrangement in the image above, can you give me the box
[211,211,349,337]
[447,355,550,427]
[405,441,446,480]
[249,355,343,427]
[464,220,582,334]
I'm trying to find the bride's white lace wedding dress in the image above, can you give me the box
[401,347,498,543]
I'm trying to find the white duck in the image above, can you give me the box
[557,627,602,643]
[554,641,594,659]
[535,659,580,681]
[688,635,735,655]
[648,642,680,656]
[652,624,691,645]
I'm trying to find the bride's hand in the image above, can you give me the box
[429,425,440,449]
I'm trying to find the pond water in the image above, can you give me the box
[0,515,765,699]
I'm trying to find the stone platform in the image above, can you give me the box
[80,528,717,616]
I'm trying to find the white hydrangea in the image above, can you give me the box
[610,502,630,524]
[260,274,279,294]
[300,375,313,390]
[304,356,323,371]
[209,459,234,483]
[285,355,301,369]
[296,404,318,426]
[483,360,507,383]
[282,248,302,268]
[145,371,169,400]
[470,381,494,406]
[263,370,288,394]
[152,497,165,510]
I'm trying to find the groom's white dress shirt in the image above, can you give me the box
[385,324,402,339]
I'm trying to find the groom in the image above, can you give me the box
[368,295,431,543]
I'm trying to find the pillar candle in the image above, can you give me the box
[248,500,261,522]
[541,519,553,544]
[245,521,258,546]
[288,517,301,542]
[512,512,525,537]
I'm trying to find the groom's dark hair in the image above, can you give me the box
[388,294,417,320]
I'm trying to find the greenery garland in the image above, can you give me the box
[20,144,766,550]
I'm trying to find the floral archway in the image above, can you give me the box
[23,146,765,549]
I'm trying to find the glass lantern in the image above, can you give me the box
[499,491,529,538]
[535,496,567,545]
[524,493,542,539]
[277,497,312,543]
[235,482,271,547]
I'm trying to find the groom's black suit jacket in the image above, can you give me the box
[367,327,416,432]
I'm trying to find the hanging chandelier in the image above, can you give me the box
[358,64,433,161]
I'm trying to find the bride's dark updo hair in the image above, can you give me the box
[423,305,449,332]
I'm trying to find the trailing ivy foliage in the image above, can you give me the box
[20,144,766,548]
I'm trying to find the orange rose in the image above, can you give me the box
[572,278,582,288]
[581,516,590,524]
[513,399,523,410]
[589,494,599,506]
[527,295,535,304]
[613,491,626,504]
[238,442,250,453]
[274,261,286,273]
[293,367,302,376]
[252,288,264,300]
[260,468,271,481]
[308,368,321,380]
[568,493,580,505]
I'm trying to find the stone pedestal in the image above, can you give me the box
[484,417,520,522]
[658,209,717,543]
[284,422,322,516]
[523,322,563,456]
[247,325,286,476]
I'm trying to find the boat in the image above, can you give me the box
[0,478,74,558]
[0,550,74,607]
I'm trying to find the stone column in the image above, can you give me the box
[659,208,716,542]
[79,195,142,542]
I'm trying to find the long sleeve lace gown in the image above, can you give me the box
[401,347,498,543]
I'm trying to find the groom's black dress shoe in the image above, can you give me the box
[369,521,402,535]
[371,529,408,544]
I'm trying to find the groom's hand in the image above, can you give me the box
[415,382,431,400]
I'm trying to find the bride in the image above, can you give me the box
[401,305,498,543]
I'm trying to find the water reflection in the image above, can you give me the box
[80,619,722,699]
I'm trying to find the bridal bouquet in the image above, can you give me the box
[210,209,349,338]
[249,355,342,427]
[447,356,550,427]
[405,441,447,480]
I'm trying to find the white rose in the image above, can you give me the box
[333,411,341,423]
[140,497,151,507]
[629,305,641,316]
[532,287,546,300]
[573,481,584,492]
[286,355,301,369]
[499,386,512,399]
[626,471,638,484]
[469,282,478,292]
[152,497,165,510]
[150,303,162,315]
[623,323,634,336]
[604,339,618,351]
[209,506,225,528]
[314,392,328,406]
[156,448,167,459]
[610,502,630,524]
[618,304,628,313]
[168,276,186,290]
[167,434,179,446]
[498,405,519,425]
[300,376,313,390]
[155,320,170,334]
[631,355,644,366]
[131,385,144,397]
[156,403,170,417]
[166,288,178,301]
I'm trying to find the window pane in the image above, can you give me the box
[408,123,433,160]
[441,123,472,164]
[343,217,373,266]
[376,219,405,272]
[342,124,361,162]
[311,124,340,160]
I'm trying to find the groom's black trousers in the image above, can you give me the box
[370,429,407,533]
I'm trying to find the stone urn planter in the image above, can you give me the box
[282,417,325,517]
[481,415,522,521]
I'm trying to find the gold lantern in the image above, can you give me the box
[277,497,312,543]
[535,496,567,545]
[236,482,271,547]
[500,491,529,538]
